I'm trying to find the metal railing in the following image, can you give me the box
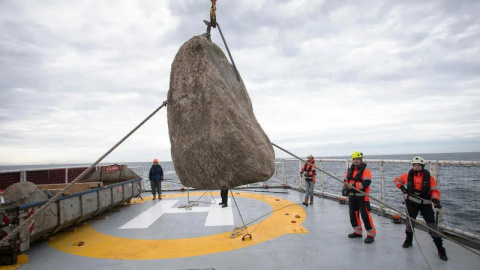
[268,158,480,238]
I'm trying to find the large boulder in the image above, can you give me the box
[167,35,275,189]
[3,181,49,206]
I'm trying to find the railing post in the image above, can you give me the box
[379,161,386,208]
[282,158,287,186]
[299,159,304,191]
[65,168,69,183]
[430,161,439,184]
[319,160,324,197]
[140,166,145,192]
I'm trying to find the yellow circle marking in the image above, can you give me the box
[48,192,307,259]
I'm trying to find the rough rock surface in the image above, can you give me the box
[167,35,275,189]
[3,181,48,206]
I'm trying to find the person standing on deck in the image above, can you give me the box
[344,151,376,244]
[300,154,316,206]
[394,156,448,261]
[149,159,164,200]
[219,189,229,208]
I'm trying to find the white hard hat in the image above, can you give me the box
[411,156,426,165]
[308,154,313,158]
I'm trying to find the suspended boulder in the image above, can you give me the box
[167,35,275,189]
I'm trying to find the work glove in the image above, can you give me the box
[432,198,442,209]
[399,185,407,194]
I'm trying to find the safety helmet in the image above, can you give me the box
[351,151,363,159]
[308,154,313,158]
[411,156,425,165]
[153,159,159,163]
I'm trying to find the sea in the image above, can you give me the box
[1,152,479,234]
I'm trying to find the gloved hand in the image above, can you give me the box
[432,198,442,209]
[399,185,407,194]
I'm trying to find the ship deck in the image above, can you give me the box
[13,189,480,270]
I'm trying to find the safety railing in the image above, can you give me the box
[0,165,145,191]
[269,158,480,238]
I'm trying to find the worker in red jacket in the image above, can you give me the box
[344,151,376,244]
[300,154,316,206]
[394,156,447,261]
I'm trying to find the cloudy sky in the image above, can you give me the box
[1,0,479,165]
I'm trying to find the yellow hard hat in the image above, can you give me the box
[351,151,363,159]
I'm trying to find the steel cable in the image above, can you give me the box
[0,100,168,246]
[271,142,480,258]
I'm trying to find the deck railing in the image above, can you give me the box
[267,158,480,239]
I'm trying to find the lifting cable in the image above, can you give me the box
[0,100,168,246]
[229,189,298,240]
[271,142,480,259]
[178,188,217,210]
[203,0,241,82]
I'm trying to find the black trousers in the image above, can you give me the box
[405,201,440,238]
[348,195,375,234]
[221,189,229,204]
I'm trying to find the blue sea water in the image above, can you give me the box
[1,152,479,234]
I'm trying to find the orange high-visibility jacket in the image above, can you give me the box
[300,159,316,182]
[394,170,440,201]
[344,165,372,201]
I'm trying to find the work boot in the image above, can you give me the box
[402,232,413,248]
[364,236,375,244]
[309,198,313,205]
[437,247,448,261]
[402,239,412,248]
[153,195,156,200]
[302,198,308,206]
[433,237,448,261]
[348,233,362,238]
[219,202,225,205]
[222,204,228,208]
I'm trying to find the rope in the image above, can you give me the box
[439,207,477,234]
[230,186,297,238]
[402,192,433,270]
[230,190,249,237]
[178,190,216,209]
[0,100,168,246]
[209,0,217,28]
[271,142,480,257]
